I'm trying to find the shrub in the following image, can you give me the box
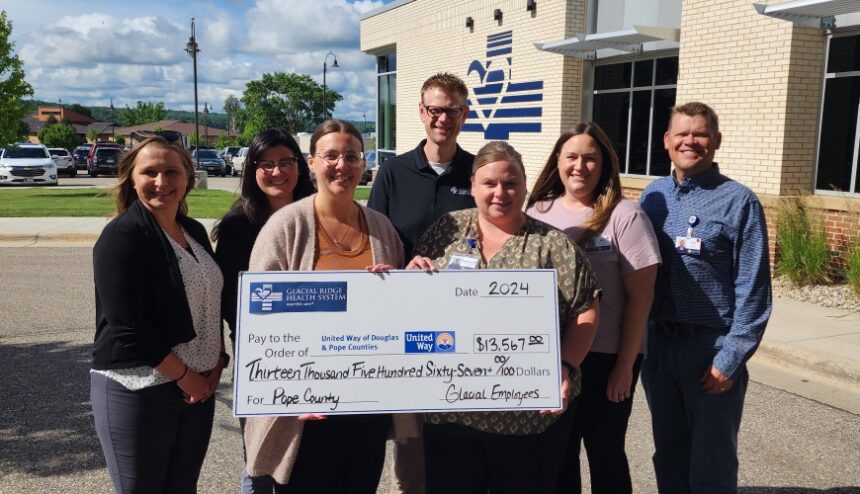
[845,238,860,295]
[775,199,831,286]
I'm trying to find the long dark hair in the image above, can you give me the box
[212,129,314,240]
[526,121,622,247]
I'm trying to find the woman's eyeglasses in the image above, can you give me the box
[256,157,299,172]
[130,130,183,143]
[315,151,365,168]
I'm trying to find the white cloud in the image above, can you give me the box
[8,0,384,119]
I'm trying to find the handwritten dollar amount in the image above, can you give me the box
[473,334,549,354]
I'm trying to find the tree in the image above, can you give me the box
[119,101,167,126]
[214,134,233,149]
[223,95,240,137]
[0,11,34,147]
[86,127,99,143]
[65,103,93,119]
[114,135,125,145]
[239,72,341,137]
[38,120,80,150]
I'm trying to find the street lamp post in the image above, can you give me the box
[322,51,339,121]
[203,102,209,148]
[185,17,200,169]
[363,112,367,136]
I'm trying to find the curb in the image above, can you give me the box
[0,233,100,245]
[754,340,860,392]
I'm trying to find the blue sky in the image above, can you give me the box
[4,0,396,120]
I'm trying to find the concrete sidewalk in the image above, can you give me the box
[2,216,859,411]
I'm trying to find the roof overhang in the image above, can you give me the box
[754,0,860,29]
[534,25,680,61]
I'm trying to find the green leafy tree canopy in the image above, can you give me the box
[238,72,341,139]
[0,11,34,147]
[119,101,168,126]
[38,120,81,150]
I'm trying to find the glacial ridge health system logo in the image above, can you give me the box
[462,30,543,140]
[249,282,348,314]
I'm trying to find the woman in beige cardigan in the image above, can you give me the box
[244,120,418,493]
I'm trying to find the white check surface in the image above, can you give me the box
[233,270,563,416]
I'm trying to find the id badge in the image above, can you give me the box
[446,254,480,270]
[585,234,613,253]
[675,236,702,255]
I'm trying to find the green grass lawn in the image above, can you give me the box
[0,186,372,217]
[0,188,239,218]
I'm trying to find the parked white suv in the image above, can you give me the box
[0,143,58,186]
[49,148,76,178]
[232,147,249,176]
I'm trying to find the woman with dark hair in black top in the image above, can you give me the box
[212,128,315,493]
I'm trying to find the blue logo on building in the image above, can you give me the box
[462,31,543,140]
[404,331,456,353]
[249,282,348,314]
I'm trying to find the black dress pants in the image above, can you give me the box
[424,413,572,494]
[558,352,643,494]
[274,413,392,494]
[91,372,215,494]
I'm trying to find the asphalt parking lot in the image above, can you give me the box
[1,246,858,493]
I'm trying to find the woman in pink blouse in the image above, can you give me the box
[527,122,661,494]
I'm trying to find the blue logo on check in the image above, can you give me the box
[404,331,456,353]
[249,282,347,314]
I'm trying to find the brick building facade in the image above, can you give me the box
[361,0,860,274]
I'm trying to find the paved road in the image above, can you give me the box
[1,247,858,493]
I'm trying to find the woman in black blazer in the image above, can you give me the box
[91,134,227,493]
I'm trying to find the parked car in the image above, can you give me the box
[191,148,227,176]
[73,144,92,169]
[231,147,249,176]
[219,146,241,163]
[87,141,123,169]
[49,148,76,177]
[0,143,58,186]
[88,147,123,177]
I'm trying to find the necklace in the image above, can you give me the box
[318,205,358,250]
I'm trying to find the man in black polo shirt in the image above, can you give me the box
[368,72,475,494]
[368,72,476,258]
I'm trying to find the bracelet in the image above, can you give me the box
[176,364,189,381]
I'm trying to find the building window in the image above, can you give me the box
[377,53,397,166]
[816,34,860,195]
[591,56,678,177]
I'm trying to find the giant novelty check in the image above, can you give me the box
[233,270,564,416]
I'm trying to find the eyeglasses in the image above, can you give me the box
[422,105,466,119]
[315,151,365,168]
[257,157,299,172]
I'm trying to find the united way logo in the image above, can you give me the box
[404,331,456,353]
[462,31,543,140]
[249,282,348,314]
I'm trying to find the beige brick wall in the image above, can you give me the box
[676,0,826,196]
[361,0,587,186]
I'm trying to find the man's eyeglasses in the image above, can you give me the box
[315,151,365,168]
[257,157,299,172]
[422,105,466,119]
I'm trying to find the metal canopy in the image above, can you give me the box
[534,25,680,61]
[754,0,860,29]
